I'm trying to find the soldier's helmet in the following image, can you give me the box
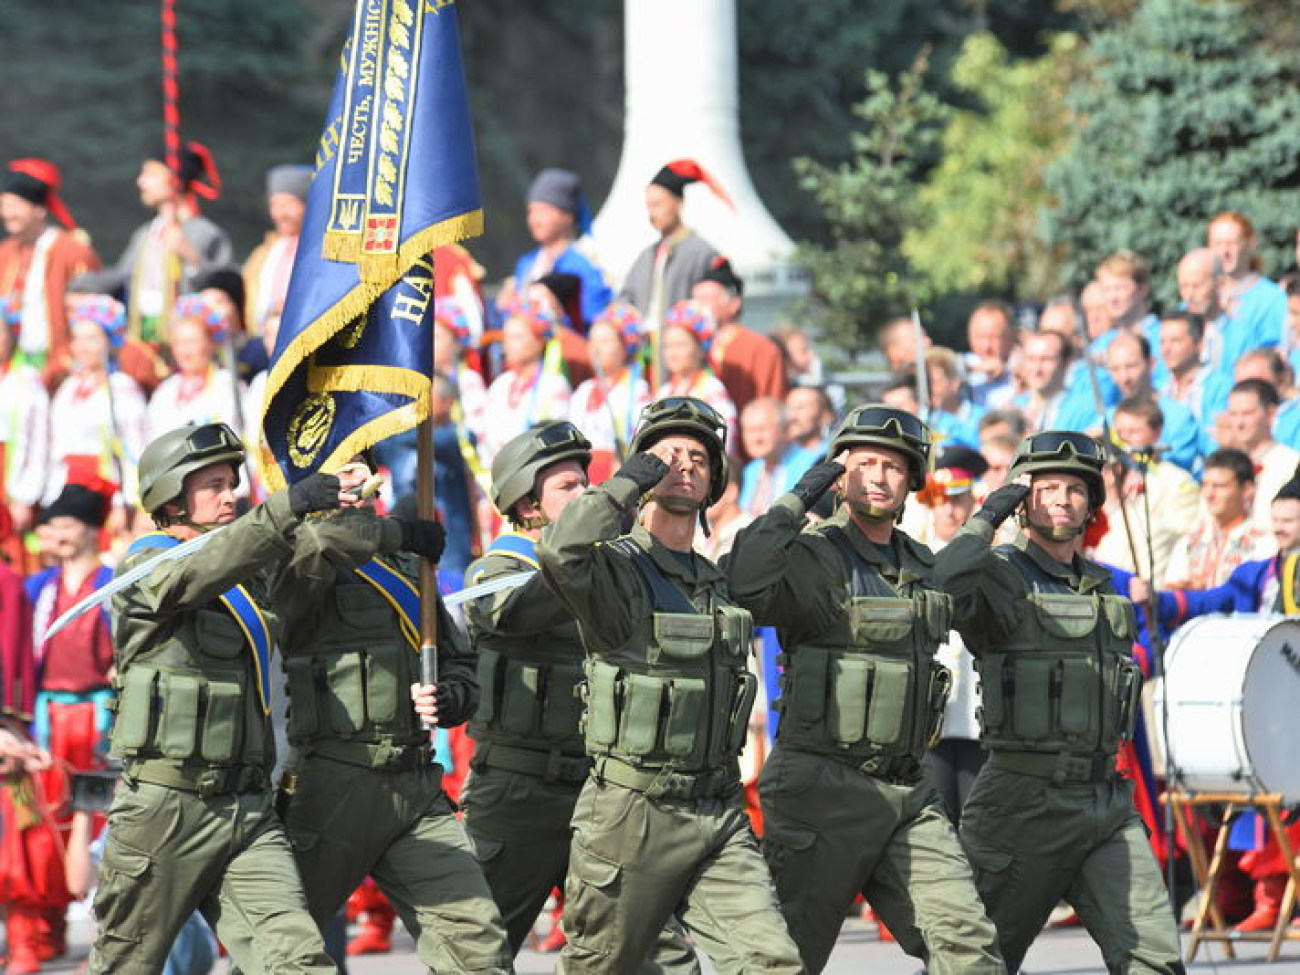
[138,422,244,516]
[829,405,932,491]
[490,420,592,517]
[1009,430,1107,510]
[629,396,729,505]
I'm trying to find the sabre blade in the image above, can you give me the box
[41,527,229,641]
[443,569,538,608]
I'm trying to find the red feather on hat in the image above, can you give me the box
[663,159,735,210]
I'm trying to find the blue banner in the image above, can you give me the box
[262,0,482,487]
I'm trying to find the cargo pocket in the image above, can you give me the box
[475,648,502,726]
[1057,657,1097,741]
[541,661,583,739]
[849,598,914,646]
[283,657,319,738]
[584,661,620,748]
[921,590,954,642]
[200,679,241,762]
[962,834,1015,890]
[616,674,663,757]
[322,653,366,734]
[563,840,623,947]
[195,609,245,659]
[113,666,159,753]
[827,657,871,746]
[157,672,201,759]
[501,660,542,735]
[95,839,154,942]
[1101,594,1136,641]
[471,834,505,867]
[1031,593,1097,640]
[364,645,402,726]
[651,613,713,663]
[663,677,706,758]
[866,659,911,746]
[1011,657,1052,740]
[760,818,818,884]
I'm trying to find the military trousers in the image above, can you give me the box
[462,764,701,973]
[87,779,335,975]
[280,754,513,975]
[960,763,1185,975]
[555,777,804,975]
[756,746,1005,975]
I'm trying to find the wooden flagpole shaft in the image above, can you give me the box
[417,414,439,699]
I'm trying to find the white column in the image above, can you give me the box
[592,0,803,302]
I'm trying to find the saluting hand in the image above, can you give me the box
[790,456,846,510]
[974,477,1031,529]
[614,451,670,495]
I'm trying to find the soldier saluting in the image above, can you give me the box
[725,405,1004,974]
[933,430,1184,974]
[89,422,340,974]
[537,397,804,974]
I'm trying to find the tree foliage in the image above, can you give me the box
[1044,0,1300,305]
[792,55,948,358]
[904,32,1083,303]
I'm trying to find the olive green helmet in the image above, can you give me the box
[490,421,592,518]
[829,405,932,491]
[1009,430,1106,510]
[138,422,244,516]
[629,396,730,505]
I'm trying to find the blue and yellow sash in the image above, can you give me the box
[127,532,273,714]
[353,558,421,650]
[469,532,539,587]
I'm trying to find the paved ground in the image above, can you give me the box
[38,915,1300,973]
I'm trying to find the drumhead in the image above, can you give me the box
[1157,614,1300,803]
[1243,619,1300,804]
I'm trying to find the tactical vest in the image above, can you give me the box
[282,572,424,750]
[977,545,1142,756]
[580,538,757,778]
[111,562,273,780]
[777,525,952,770]
[468,537,586,760]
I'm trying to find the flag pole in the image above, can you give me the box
[416,410,439,712]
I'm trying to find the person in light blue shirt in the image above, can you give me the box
[737,396,816,516]
[1096,249,1168,387]
[1157,311,1231,459]
[1106,330,1202,474]
[924,346,985,449]
[1208,212,1287,372]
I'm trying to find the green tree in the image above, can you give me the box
[1044,0,1300,305]
[792,54,948,357]
[904,32,1083,303]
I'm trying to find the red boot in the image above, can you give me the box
[5,905,44,974]
[36,905,67,960]
[1235,875,1289,933]
[347,895,396,955]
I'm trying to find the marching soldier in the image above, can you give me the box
[461,421,697,971]
[538,397,804,974]
[263,454,513,974]
[933,431,1185,973]
[89,422,339,974]
[726,405,1005,974]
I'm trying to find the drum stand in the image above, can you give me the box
[1166,791,1300,963]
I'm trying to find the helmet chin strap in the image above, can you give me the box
[847,498,905,524]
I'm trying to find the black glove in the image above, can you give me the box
[973,482,1030,529]
[614,451,670,495]
[288,472,341,516]
[790,458,846,510]
[397,518,446,562]
[431,680,474,728]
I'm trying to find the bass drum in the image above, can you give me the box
[1155,614,1300,804]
